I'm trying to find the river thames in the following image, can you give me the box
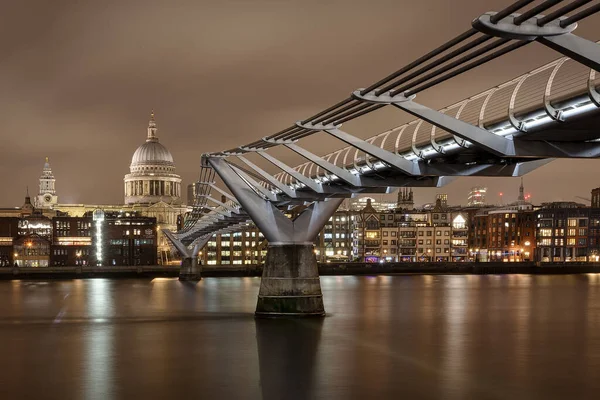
[0,274,599,399]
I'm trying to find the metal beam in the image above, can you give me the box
[228,163,279,202]
[207,183,240,205]
[353,91,515,156]
[204,195,239,213]
[538,34,600,72]
[162,230,191,257]
[322,127,420,175]
[236,155,297,198]
[393,100,514,156]
[284,143,363,186]
[255,151,326,193]
[207,157,297,243]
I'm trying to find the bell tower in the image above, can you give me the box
[36,157,58,208]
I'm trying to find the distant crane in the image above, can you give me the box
[576,196,591,203]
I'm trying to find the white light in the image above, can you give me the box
[95,220,103,263]
[561,102,597,119]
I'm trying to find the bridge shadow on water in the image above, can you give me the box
[255,318,323,400]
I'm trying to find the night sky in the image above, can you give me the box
[2,0,599,207]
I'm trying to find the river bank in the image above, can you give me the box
[1,262,600,279]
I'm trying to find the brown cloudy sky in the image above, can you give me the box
[1,0,599,207]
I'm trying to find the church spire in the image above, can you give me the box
[147,110,158,142]
[518,177,525,202]
[36,157,57,208]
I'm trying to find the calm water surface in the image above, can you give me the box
[0,274,599,399]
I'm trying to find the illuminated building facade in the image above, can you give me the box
[199,226,267,266]
[51,215,93,266]
[314,210,355,262]
[536,202,591,262]
[467,186,487,206]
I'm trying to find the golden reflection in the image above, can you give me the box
[585,273,600,284]
[422,275,434,285]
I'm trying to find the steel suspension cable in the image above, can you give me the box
[490,0,537,23]
[391,38,512,96]
[405,41,529,96]
[374,35,493,95]
[560,2,600,26]
[359,29,479,95]
[513,0,565,25]
[537,0,593,25]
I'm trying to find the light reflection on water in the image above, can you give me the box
[0,275,598,399]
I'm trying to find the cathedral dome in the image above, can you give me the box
[131,141,174,166]
[130,111,174,167]
[123,111,182,205]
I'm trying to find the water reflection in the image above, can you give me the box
[84,279,115,400]
[255,319,323,400]
[0,275,599,399]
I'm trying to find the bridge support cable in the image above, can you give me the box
[206,156,344,317]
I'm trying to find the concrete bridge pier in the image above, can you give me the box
[179,251,201,281]
[207,156,343,317]
[257,243,325,316]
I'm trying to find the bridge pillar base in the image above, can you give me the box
[179,257,202,281]
[256,244,324,318]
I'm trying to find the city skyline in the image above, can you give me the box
[2,0,600,207]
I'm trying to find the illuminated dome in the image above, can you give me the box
[123,112,182,205]
[131,141,174,167]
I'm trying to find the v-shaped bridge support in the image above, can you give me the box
[163,230,210,281]
[206,156,344,317]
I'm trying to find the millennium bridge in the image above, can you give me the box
[165,0,600,317]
